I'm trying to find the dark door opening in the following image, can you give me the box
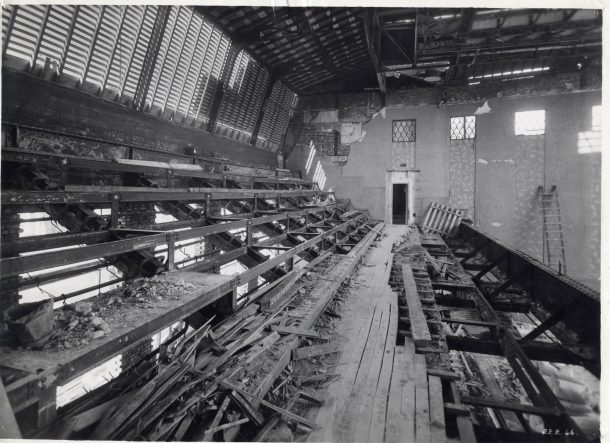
[392,184,408,224]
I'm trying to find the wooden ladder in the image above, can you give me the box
[540,186,567,274]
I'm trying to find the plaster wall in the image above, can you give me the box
[287,89,601,290]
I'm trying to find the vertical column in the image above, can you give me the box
[0,206,21,324]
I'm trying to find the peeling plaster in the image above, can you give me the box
[311,110,339,123]
[371,107,386,120]
[474,101,492,115]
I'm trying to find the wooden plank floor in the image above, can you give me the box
[308,226,454,443]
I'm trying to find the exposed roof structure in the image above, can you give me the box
[201,7,602,94]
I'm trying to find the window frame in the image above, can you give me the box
[392,119,416,143]
[450,115,476,140]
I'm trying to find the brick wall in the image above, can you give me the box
[118,203,156,228]
[122,340,153,371]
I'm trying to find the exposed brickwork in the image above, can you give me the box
[118,202,156,228]
[286,122,340,157]
[298,71,600,113]
[339,92,383,121]
[122,340,153,371]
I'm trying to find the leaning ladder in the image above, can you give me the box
[540,186,567,274]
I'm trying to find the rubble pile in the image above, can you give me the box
[35,277,199,351]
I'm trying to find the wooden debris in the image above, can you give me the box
[229,391,265,427]
[207,417,249,434]
[427,367,462,380]
[241,331,280,365]
[221,381,317,429]
[203,396,231,441]
[270,325,320,338]
[0,378,21,438]
[296,373,340,385]
[293,341,342,360]
[402,264,433,347]
[298,390,325,406]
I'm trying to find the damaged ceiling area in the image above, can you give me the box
[200,7,602,95]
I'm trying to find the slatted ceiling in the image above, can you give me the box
[176,20,212,117]
[188,26,220,121]
[235,61,259,129]
[102,7,139,93]
[257,81,288,148]
[2,5,14,44]
[165,12,202,114]
[121,6,157,100]
[5,4,46,63]
[150,7,193,112]
[34,5,73,69]
[145,7,180,111]
[84,5,122,88]
[196,32,231,123]
[247,69,270,132]
[62,6,102,81]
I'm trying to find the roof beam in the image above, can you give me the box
[362,10,386,104]
[446,8,475,83]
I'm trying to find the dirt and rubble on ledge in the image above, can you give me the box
[36,275,199,351]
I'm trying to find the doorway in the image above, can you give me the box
[392,183,408,224]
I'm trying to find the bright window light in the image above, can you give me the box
[305,141,316,173]
[515,110,545,136]
[56,355,122,408]
[592,105,601,131]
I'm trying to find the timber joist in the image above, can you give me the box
[1,188,329,205]
[453,222,600,356]
[0,203,359,279]
[425,227,597,439]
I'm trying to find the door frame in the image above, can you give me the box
[385,169,420,225]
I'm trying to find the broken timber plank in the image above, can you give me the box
[428,375,447,443]
[343,304,388,442]
[207,418,249,434]
[242,331,280,365]
[307,309,371,442]
[402,263,433,347]
[293,342,342,361]
[203,395,231,441]
[385,344,407,443]
[414,353,431,443]
[0,378,21,438]
[402,341,417,442]
[368,295,397,443]
[221,382,317,429]
[230,391,265,427]
[427,368,461,381]
[270,325,320,338]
